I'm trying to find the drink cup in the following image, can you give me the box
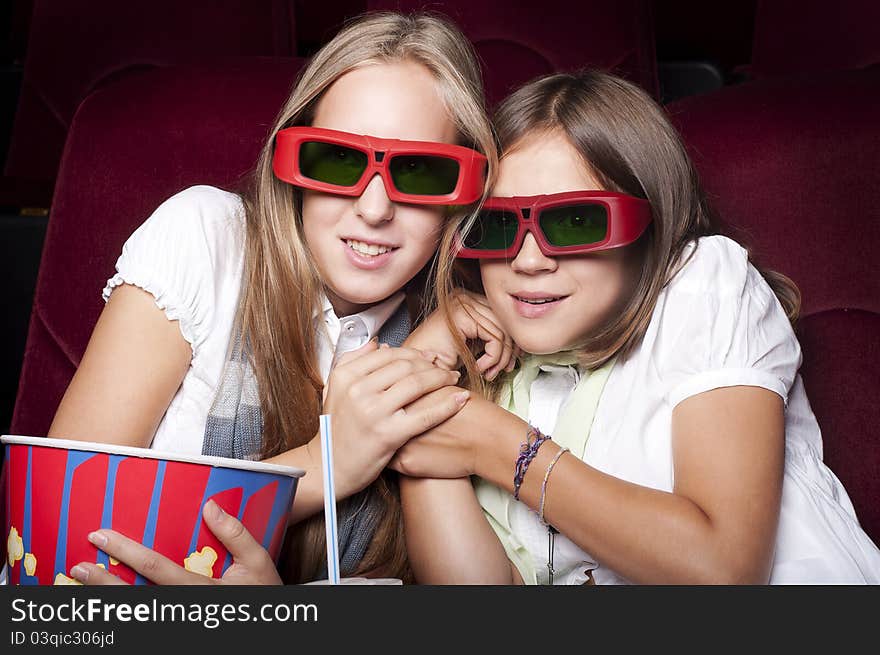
[304,577,403,585]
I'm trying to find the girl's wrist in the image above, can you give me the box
[470,401,528,485]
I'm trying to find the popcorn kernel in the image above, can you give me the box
[184,546,218,578]
[6,527,23,567]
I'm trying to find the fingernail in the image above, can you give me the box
[207,499,226,522]
[70,565,89,582]
[88,531,108,547]
[419,350,435,360]
[379,342,390,349]
[455,391,470,404]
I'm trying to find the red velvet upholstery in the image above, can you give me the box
[669,68,880,545]
[798,310,880,543]
[750,0,880,79]
[668,67,880,316]
[368,1,659,106]
[10,57,307,438]
[4,1,296,202]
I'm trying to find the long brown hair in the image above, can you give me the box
[237,11,496,582]
[437,70,799,395]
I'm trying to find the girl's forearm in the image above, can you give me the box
[400,476,515,584]
[263,437,325,524]
[474,426,771,585]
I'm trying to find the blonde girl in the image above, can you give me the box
[57,11,505,585]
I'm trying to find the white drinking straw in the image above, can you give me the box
[319,414,340,585]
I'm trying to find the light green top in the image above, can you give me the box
[473,354,615,584]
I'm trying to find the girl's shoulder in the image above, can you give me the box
[668,235,769,301]
[136,185,246,247]
[104,186,249,349]
[647,237,801,408]
[113,185,247,278]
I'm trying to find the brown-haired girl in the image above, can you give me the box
[395,70,880,584]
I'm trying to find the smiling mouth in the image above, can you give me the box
[345,239,398,257]
[513,295,567,305]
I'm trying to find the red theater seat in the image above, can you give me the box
[668,67,880,316]
[668,68,880,545]
[10,57,307,437]
[798,309,880,543]
[368,0,659,106]
[749,0,880,79]
[4,0,296,205]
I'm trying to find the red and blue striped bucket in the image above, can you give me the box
[2,435,304,585]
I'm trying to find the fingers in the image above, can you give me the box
[81,529,214,585]
[333,343,436,382]
[69,562,128,585]
[383,367,463,413]
[478,333,515,380]
[201,500,278,582]
[391,388,470,443]
[451,295,515,380]
[423,349,458,371]
[355,352,449,395]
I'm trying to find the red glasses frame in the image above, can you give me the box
[272,126,488,205]
[456,190,652,259]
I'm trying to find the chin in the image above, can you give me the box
[336,285,396,305]
[514,323,591,355]
[513,334,569,356]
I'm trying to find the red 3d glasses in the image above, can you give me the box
[456,190,652,258]
[273,126,488,205]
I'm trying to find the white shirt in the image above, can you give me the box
[316,292,404,382]
[103,185,404,455]
[492,235,880,584]
[511,364,600,585]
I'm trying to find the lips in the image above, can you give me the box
[341,237,399,270]
[513,295,564,304]
[509,291,568,318]
[345,238,397,256]
[512,289,568,302]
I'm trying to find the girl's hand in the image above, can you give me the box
[68,500,282,585]
[320,340,469,498]
[389,391,525,479]
[404,290,518,380]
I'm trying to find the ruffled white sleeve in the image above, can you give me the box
[102,185,245,361]
[654,236,802,408]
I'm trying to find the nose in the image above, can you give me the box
[353,173,394,225]
[510,232,558,274]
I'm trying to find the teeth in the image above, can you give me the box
[517,296,561,305]
[346,240,392,256]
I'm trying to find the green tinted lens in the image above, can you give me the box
[299,141,368,187]
[539,204,608,247]
[389,155,460,195]
[463,210,520,250]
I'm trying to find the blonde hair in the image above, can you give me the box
[439,70,799,397]
[236,11,496,583]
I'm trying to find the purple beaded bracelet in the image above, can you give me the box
[513,425,551,500]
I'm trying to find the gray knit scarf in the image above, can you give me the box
[202,302,411,579]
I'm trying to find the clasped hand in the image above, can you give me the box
[318,339,469,498]
[404,289,518,379]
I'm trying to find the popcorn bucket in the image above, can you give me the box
[1,435,304,585]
